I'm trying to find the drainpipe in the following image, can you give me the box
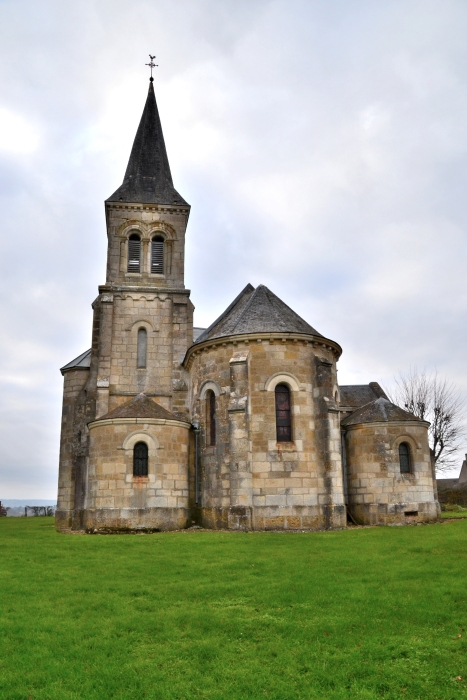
[192,421,200,506]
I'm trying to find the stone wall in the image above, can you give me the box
[344,421,439,525]
[186,334,346,530]
[104,203,190,289]
[56,367,92,531]
[89,203,193,421]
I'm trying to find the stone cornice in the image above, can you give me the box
[183,332,342,369]
[105,201,190,215]
[97,285,191,296]
[88,417,191,430]
[342,419,430,431]
[61,366,90,376]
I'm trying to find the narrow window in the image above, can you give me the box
[399,442,412,474]
[206,390,216,446]
[137,327,147,368]
[133,442,148,476]
[275,384,292,442]
[151,235,164,274]
[127,233,141,273]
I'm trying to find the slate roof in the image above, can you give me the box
[94,393,182,422]
[60,348,91,373]
[341,397,420,427]
[339,382,388,408]
[194,284,324,344]
[193,327,206,342]
[106,81,188,206]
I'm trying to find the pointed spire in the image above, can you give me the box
[107,81,188,206]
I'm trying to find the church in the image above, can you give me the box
[56,77,440,533]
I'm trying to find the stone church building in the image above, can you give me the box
[56,78,439,533]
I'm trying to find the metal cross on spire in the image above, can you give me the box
[145,55,158,82]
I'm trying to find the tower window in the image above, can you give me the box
[127,234,141,273]
[206,390,216,446]
[137,328,147,368]
[133,441,148,477]
[399,442,412,474]
[151,235,164,274]
[275,384,292,442]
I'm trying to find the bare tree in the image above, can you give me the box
[388,368,467,473]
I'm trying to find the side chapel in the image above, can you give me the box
[56,77,440,532]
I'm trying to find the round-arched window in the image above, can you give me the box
[137,328,147,368]
[399,442,412,474]
[151,235,164,274]
[127,233,141,273]
[206,390,216,446]
[275,384,292,442]
[133,441,148,476]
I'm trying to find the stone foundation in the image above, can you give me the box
[198,504,347,531]
[57,507,189,532]
[349,501,440,526]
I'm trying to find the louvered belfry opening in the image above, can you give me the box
[133,441,148,476]
[137,328,147,368]
[151,235,164,274]
[275,384,292,442]
[399,442,411,474]
[127,233,141,273]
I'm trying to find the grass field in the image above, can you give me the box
[2,518,467,700]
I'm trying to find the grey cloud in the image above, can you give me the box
[0,0,466,497]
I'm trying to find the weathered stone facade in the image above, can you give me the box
[187,334,345,530]
[343,416,438,525]
[56,79,439,533]
[85,414,190,532]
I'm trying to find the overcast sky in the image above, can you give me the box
[1,0,466,498]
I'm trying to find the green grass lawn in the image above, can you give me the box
[2,519,467,700]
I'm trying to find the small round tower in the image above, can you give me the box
[342,397,439,525]
[85,393,191,532]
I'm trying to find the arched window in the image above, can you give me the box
[399,442,412,474]
[151,235,164,274]
[275,384,292,442]
[127,233,141,273]
[137,328,147,368]
[133,442,148,476]
[206,390,216,446]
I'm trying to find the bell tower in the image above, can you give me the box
[57,73,194,533]
[92,77,193,419]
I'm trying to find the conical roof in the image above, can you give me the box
[94,393,181,422]
[107,81,188,206]
[194,284,324,344]
[341,397,421,427]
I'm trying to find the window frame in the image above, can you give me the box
[151,235,165,275]
[133,441,149,477]
[205,390,216,447]
[275,383,292,443]
[127,233,141,273]
[137,327,147,369]
[399,442,412,474]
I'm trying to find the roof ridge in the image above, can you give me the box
[228,284,265,334]
[194,284,255,344]
[192,283,330,346]
[94,392,181,422]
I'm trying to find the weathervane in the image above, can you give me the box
[145,55,158,82]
